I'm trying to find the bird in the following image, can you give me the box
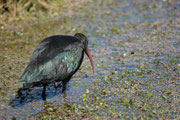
[18,33,94,99]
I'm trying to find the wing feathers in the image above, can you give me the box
[19,48,84,84]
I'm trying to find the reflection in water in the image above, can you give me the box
[9,83,63,106]
[1,76,89,119]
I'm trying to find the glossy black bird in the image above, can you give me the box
[19,33,94,98]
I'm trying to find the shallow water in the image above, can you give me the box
[0,0,179,119]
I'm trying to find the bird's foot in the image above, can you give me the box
[42,94,46,101]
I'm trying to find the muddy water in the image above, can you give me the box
[0,0,179,119]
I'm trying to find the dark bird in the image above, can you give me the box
[19,33,94,99]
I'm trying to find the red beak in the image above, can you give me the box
[85,48,95,73]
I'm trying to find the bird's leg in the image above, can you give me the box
[61,82,68,103]
[62,79,70,93]
[62,82,66,93]
[62,77,71,93]
[16,88,23,98]
[62,91,70,106]
[63,91,68,102]
[42,84,47,100]
[54,82,57,90]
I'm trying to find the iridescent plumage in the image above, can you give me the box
[19,33,94,98]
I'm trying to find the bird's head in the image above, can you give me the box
[74,33,88,49]
[74,33,95,73]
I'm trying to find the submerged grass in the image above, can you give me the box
[37,0,179,119]
[38,59,179,119]
[0,0,179,119]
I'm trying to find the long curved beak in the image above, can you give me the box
[85,48,95,73]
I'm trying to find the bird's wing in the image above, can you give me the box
[19,47,84,85]
[19,36,84,86]
[30,36,83,64]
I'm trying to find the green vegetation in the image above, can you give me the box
[0,0,63,22]
[38,63,179,119]
[0,0,179,119]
